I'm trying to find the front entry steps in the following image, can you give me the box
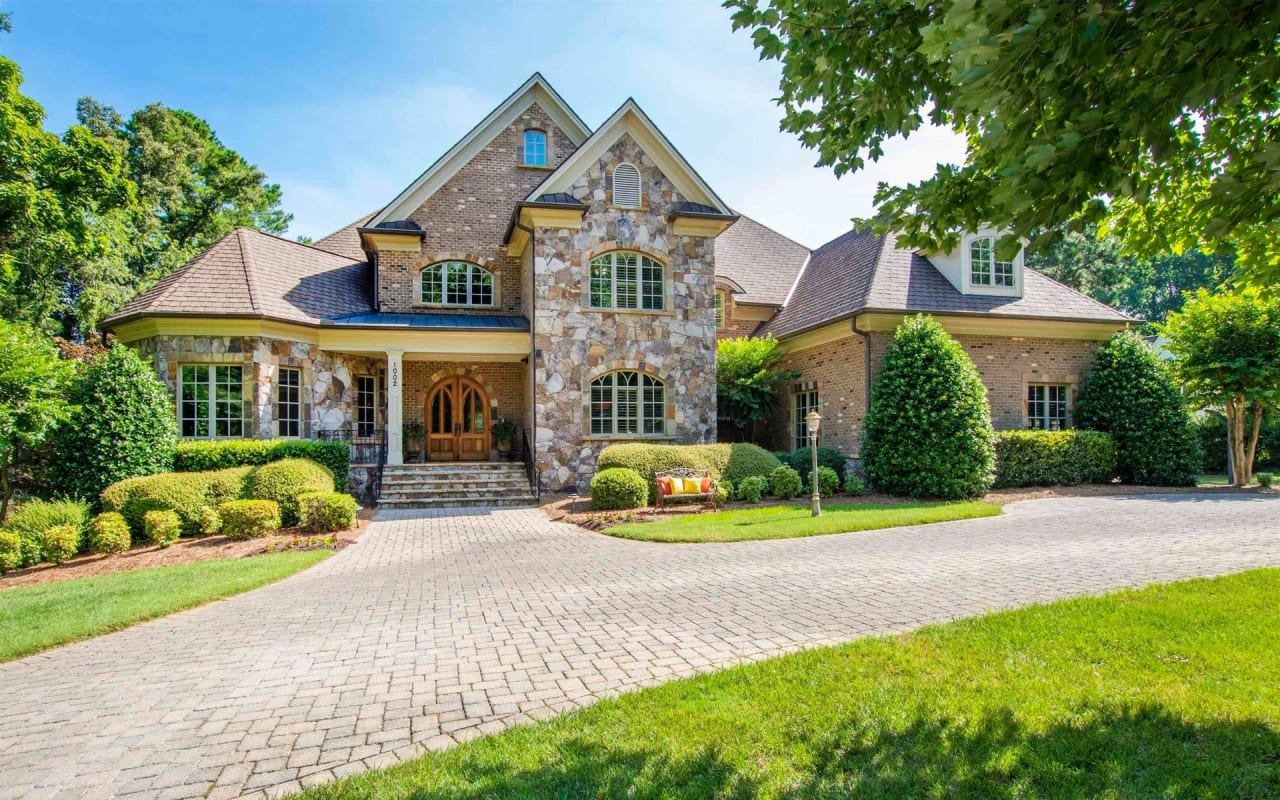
[378,462,537,509]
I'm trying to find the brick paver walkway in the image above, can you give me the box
[1,494,1277,799]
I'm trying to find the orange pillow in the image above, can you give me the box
[700,477,712,493]
[656,476,673,496]
[682,478,702,495]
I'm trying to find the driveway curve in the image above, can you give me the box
[1,493,1277,799]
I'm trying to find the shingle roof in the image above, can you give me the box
[761,229,1131,339]
[713,214,811,306]
[102,227,373,329]
[312,211,377,261]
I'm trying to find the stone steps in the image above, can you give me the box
[378,462,536,509]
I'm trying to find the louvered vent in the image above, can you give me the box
[612,163,642,207]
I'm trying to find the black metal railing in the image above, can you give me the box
[521,428,539,499]
[317,428,388,498]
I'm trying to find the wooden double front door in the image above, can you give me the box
[425,376,490,461]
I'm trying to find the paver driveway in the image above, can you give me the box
[2,493,1278,799]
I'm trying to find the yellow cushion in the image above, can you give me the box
[682,478,702,495]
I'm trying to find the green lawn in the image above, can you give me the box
[603,501,1002,543]
[0,550,329,661]
[293,569,1280,799]
[1198,473,1231,485]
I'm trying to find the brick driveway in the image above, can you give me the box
[1,494,1277,800]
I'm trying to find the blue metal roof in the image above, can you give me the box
[325,312,530,330]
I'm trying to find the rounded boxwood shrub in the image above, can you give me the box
[992,430,1118,488]
[41,524,81,564]
[88,512,132,555]
[1076,331,1199,486]
[862,315,995,499]
[199,505,222,535]
[175,439,350,490]
[219,500,282,540]
[298,491,358,532]
[738,474,768,503]
[721,443,784,486]
[789,446,847,482]
[769,466,803,499]
[590,468,649,511]
[0,530,23,573]
[596,442,781,499]
[246,459,334,527]
[809,466,841,498]
[143,510,181,548]
[48,346,178,503]
[2,498,90,567]
[844,472,866,496]
[101,466,254,537]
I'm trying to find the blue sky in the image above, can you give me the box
[5,0,965,248]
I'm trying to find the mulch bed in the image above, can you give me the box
[0,506,376,592]
[542,482,1275,532]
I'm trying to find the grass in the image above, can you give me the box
[0,550,329,661]
[1198,473,1231,485]
[603,501,1002,543]
[293,568,1280,799]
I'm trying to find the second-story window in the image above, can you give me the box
[522,130,547,167]
[969,236,1017,288]
[715,290,725,328]
[589,252,664,311]
[421,261,495,307]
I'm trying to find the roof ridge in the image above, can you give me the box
[235,227,261,314]
[242,224,365,263]
[731,210,812,252]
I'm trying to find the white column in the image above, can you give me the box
[385,350,404,465]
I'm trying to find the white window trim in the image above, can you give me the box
[354,374,380,439]
[611,162,643,208]
[1026,383,1072,431]
[792,387,821,452]
[961,232,1024,298]
[715,290,725,328]
[276,366,302,439]
[589,371,668,437]
[588,251,665,312]
[417,261,498,308]
[178,363,245,440]
[522,129,548,167]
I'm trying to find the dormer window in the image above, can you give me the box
[522,130,547,167]
[960,233,1023,296]
[612,163,642,207]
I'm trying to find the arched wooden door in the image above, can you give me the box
[425,376,490,461]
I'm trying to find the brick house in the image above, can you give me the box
[101,74,1131,503]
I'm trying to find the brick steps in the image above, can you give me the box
[378,462,536,509]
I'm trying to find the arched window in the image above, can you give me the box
[967,236,1018,288]
[590,371,666,436]
[420,261,495,306]
[611,162,642,207]
[522,129,547,167]
[589,251,664,311]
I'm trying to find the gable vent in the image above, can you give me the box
[612,163,642,208]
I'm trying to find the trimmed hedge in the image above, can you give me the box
[596,443,782,499]
[175,440,350,489]
[219,500,282,540]
[789,447,847,482]
[590,468,649,511]
[88,512,132,555]
[0,530,20,573]
[143,510,181,548]
[298,491,358,532]
[1,499,90,567]
[101,466,253,538]
[992,430,1118,489]
[246,459,334,526]
[41,524,82,564]
[769,466,803,500]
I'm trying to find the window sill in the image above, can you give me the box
[581,434,677,443]
[517,164,556,171]
[412,303,500,311]
[606,204,648,212]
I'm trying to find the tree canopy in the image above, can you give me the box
[716,336,798,442]
[727,0,1280,285]
[0,320,73,520]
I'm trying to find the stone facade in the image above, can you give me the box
[768,332,1105,458]
[531,134,718,491]
[377,102,573,317]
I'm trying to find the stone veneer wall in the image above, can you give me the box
[768,332,1104,458]
[377,102,573,318]
[131,335,383,497]
[531,133,718,491]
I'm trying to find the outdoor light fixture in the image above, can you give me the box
[806,410,822,517]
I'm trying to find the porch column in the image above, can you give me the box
[385,350,404,465]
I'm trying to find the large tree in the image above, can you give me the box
[716,335,798,443]
[727,0,1280,285]
[1161,290,1280,487]
[0,320,73,520]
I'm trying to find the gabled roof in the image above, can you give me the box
[101,228,373,329]
[371,74,590,226]
[714,214,811,306]
[313,211,376,261]
[526,99,733,214]
[761,229,1132,339]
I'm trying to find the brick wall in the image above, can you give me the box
[715,289,762,340]
[401,361,527,434]
[377,102,572,316]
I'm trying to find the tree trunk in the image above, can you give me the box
[1245,402,1264,486]
[1226,396,1250,488]
[0,451,11,524]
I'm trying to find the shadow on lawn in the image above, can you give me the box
[400,704,1278,799]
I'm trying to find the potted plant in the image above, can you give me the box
[493,418,518,458]
[402,421,425,462]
